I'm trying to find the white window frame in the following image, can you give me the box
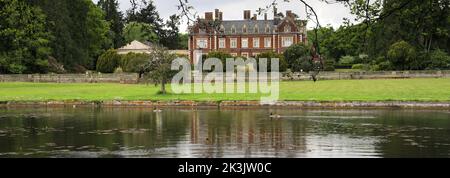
[241,38,248,48]
[196,38,208,49]
[230,38,237,48]
[241,52,249,58]
[253,38,260,48]
[219,38,226,49]
[230,53,238,57]
[282,37,293,47]
[264,38,272,48]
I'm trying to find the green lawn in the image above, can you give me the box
[0,78,449,102]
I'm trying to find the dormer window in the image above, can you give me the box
[231,25,236,34]
[219,25,225,32]
[284,25,291,33]
[265,25,271,33]
[254,25,259,33]
[242,25,248,33]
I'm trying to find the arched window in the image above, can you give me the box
[254,25,259,33]
[231,25,236,34]
[265,25,271,33]
[242,25,248,33]
[219,25,225,32]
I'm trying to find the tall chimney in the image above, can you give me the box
[264,13,268,21]
[273,7,278,18]
[219,12,223,21]
[244,10,251,20]
[205,12,213,21]
[215,9,220,20]
[286,10,293,18]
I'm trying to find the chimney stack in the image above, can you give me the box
[286,10,293,18]
[215,9,220,20]
[219,12,223,21]
[273,7,278,18]
[205,12,213,21]
[244,10,251,20]
[264,13,268,20]
[252,14,257,20]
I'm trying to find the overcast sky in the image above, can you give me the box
[97,0,355,32]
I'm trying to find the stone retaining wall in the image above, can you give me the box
[0,73,139,84]
[282,70,450,81]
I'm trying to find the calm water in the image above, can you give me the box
[0,107,449,158]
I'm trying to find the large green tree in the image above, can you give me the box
[28,0,110,72]
[97,0,125,48]
[0,0,51,74]
[126,0,184,49]
[123,22,159,44]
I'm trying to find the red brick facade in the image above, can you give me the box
[188,9,307,63]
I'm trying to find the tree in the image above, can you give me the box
[387,40,417,70]
[284,44,313,72]
[130,0,164,37]
[123,22,159,44]
[177,33,189,50]
[256,52,288,72]
[0,0,51,74]
[161,14,181,49]
[97,0,125,48]
[143,46,178,94]
[29,0,111,72]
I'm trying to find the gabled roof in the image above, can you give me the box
[119,40,152,50]
[220,20,277,35]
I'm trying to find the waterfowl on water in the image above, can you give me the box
[153,108,162,113]
[269,113,282,119]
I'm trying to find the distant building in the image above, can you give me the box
[117,40,189,56]
[188,8,308,63]
[117,40,153,55]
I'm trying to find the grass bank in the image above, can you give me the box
[0,78,449,102]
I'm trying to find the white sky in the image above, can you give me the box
[96,0,355,33]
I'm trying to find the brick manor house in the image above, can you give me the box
[188,8,308,63]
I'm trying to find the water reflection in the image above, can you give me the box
[0,108,449,158]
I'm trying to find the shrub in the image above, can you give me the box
[387,40,417,70]
[378,61,394,71]
[427,49,450,70]
[352,64,365,70]
[323,59,335,71]
[120,52,150,73]
[339,55,356,65]
[114,67,123,73]
[256,51,288,72]
[96,49,121,73]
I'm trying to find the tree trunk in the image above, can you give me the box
[160,79,166,94]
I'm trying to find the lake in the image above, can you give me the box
[0,107,449,158]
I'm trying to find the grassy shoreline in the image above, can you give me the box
[1,78,449,102]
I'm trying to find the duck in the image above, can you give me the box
[269,113,282,119]
[153,108,162,113]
